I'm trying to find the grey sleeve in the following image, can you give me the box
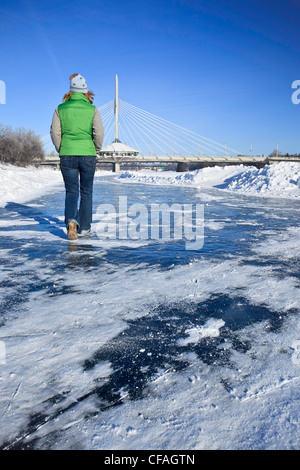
[50,107,61,153]
[93,108,105,153]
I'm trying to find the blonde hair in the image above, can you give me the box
[63,73,95,104]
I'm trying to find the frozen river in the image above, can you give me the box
[0,174,299,450]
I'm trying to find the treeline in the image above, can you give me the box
[0,123,45,166]
[269,150,300,158]
[281,153,300,158]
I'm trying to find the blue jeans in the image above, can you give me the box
[60,156,96,232]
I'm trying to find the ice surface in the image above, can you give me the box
[0,163,300,450]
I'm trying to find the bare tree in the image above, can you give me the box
[0,123,45,166]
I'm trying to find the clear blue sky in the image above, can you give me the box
[1,0,300,155]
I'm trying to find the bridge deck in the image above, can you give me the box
[37,155,300,166]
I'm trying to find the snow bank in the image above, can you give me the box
[118,165,245,189]
[0,164,62,208]
[218,162,300,198]
[0,164,110,208]
[117,162,300,199]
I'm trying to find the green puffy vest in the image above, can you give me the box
[58,92,97,156]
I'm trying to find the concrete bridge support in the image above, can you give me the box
[113,162,121,172]
[176,162,189,172]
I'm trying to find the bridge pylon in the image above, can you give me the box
[99,74,139,171]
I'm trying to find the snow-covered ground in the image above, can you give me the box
[0,161,300,450]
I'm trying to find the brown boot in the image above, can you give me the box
[67,221,78,240]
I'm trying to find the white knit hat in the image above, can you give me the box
[69,73,88,93]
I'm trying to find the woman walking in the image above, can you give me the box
[50,73,104,240]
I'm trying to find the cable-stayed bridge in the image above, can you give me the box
[41,75,296,171]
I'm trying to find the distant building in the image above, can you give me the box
[99,141,139,158]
